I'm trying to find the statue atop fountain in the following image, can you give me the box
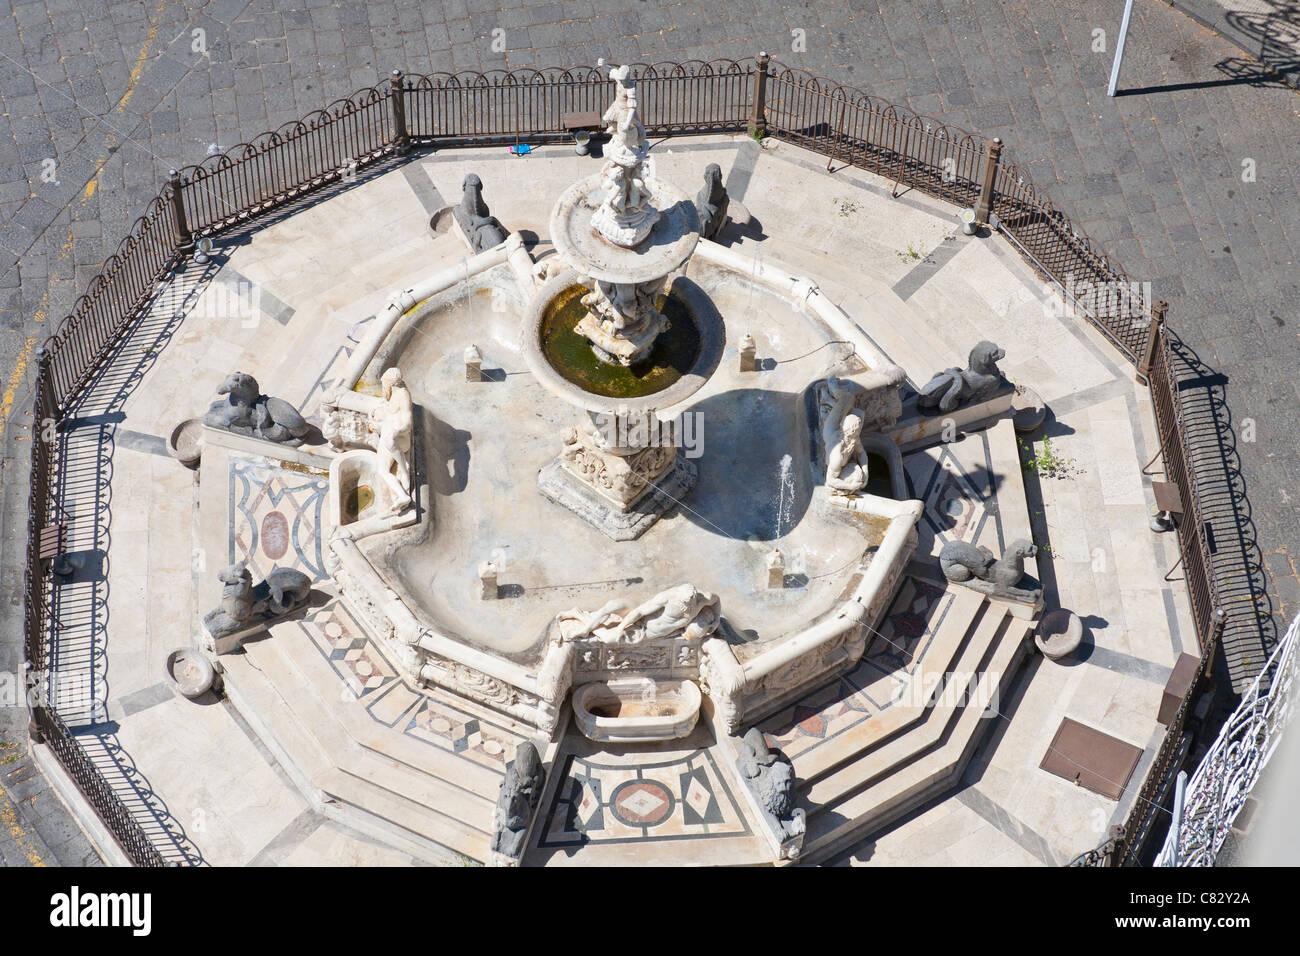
[591,59,657,249]
[526,56,713,538]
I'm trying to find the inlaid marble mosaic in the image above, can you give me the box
[538,748,751,847]
[294,601,528,775]
[229,456,329,581]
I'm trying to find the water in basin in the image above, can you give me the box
[539,284,700,399]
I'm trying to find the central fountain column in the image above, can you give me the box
[523,61,714,540]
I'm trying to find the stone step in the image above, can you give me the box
[984,417,1041,585]
[798,607,1032,863]
[259,621,506,803]
[800,595,1007,809]
[218,637,337,793]
[232,626,501,861]
[833,282,964,386]
[775,584,985,786]
[318,766,492,863]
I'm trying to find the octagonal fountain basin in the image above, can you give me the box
[573,678,702,743]
[522,269,724,414]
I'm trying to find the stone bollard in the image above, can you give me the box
[465,344,484,382]
[766,549,785,589]
[739,334,757,372]
[479,561,498,600]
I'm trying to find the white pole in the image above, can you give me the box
[1108,0,1136,97]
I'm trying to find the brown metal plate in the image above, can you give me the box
[1151,480,1184,515]
[561,110,601,130]
[1039,717,1143,800]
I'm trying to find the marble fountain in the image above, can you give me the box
[180,61,1053,865]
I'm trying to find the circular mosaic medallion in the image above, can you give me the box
[609,779,675,828]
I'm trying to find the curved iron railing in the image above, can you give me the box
[22,56,1224,866]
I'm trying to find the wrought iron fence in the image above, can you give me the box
[1154,612,1298,866]
[22,55,1228,866]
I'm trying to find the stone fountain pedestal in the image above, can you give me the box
[522,270,722,541]
[536,414,698,541]
[550,170,700,367]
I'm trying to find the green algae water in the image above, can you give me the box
[540,284,700,399]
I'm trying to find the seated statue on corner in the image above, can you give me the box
[939,537,1042,605]
[203,561,313,643]
[916,340,1007,416]
[453,173,509,253]
[555,583,722,645]
[204,371,310,446]
[491,741,545,864]
[822,377,870,494]
[737,728,806,847]
[695,163,729,240]
[368,367,414,511]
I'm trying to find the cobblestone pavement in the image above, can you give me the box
[0,0,1297,863]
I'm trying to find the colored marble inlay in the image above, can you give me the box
[229,456,329,581]
[539,748,749,847]
[295,601,527,775]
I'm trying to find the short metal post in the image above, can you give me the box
[168,169,192,252]
[973,137,1002,227]
[1138,299,1167,381]
[390,69,410,154]
[748,52,770,139]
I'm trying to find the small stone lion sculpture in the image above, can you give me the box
[491,742,545,863]
[203,561,313,642]
[452,173,508,253]
[938,537,1042,604]
[695,163,729,240]
[737,728,806,848]
[916,340,1007,415]
[204,372,310,446]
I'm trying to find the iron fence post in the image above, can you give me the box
[390,69,410,154]
[36,346,60,424]
[973,136,1002,226]
[748,51,770,139]
[167,169,192,253]
[1138,299,1167,382]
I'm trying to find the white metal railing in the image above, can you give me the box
[1154,612,1300,866]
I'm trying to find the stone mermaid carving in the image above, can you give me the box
[204,372,310,446]
[916,340,1007,415]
